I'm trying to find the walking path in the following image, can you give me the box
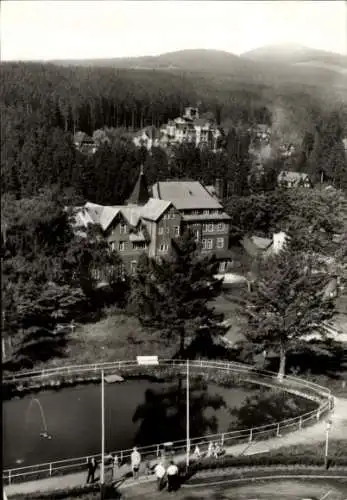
[5,397,347,497]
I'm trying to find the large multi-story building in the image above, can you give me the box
[73,169,232,275]
[151,180,231,271]
[132,107,222,152]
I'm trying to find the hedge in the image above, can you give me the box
[187,440,347,473]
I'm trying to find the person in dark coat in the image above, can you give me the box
[86,457,97,484]
[166,461,179,492]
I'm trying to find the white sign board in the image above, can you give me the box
[136,356,159,366]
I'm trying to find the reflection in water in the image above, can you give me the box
[132,376,226,447]
[227,387,317,431]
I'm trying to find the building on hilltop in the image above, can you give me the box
[73,169,233,276]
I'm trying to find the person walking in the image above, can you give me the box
[130,447,141,479]
[166,460,179,492]
[86,457,96,484]
[194,444,201,459]
[112,454,120,482]
[154,462,166,491]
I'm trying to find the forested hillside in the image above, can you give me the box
[1,62,347,203]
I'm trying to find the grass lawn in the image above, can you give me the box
[29,313,176,371]
[21,290,246,372]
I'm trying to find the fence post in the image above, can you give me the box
[8,470,11,485]
[156,444,160,457]
[49,463,52,477]
[220,433,225,446]
[299,417,302,430]
[120,451,123,463]
[249,428,253,442]
[276,423,280,437]
[316,409,321,421]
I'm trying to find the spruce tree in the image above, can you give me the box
[230,250,336,380]
[130,231,226,357]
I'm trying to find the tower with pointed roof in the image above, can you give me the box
[126,165,149,206]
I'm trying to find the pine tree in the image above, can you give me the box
[130,232,226,357]
[231,250,336,380]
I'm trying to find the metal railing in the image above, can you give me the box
[2,359,333,485]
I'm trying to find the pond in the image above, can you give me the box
[2,376,315,469]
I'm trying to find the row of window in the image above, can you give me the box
[158,226,180,236]
[163,212,177,220]
[202,223,225,233]
[111,241,170,253]
[202,238,225,250]
[112,241,148,252]
[183,209,221,216]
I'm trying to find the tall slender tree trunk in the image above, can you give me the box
[277,344,286,381]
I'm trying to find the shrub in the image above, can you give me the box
[187,440,347,474]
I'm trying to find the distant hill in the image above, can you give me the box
[243,43,347,74]
[49,46,347,89]
[51,49,249,73]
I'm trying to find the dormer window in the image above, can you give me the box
[120,223,127,234]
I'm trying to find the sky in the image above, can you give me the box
[1,0,346,61]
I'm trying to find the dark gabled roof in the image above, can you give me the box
[126,166,149,206]
[151,181,223,210]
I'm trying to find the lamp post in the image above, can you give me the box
[100,369,105,499]
[186,359,190,471]
[324,419,332,469]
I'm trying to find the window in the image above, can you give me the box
[159,243,169,253]
[217,223,225,232]
[207,223,214,232]
[165,227,170,234]
[158,226,164,235]
[216,238,224,249]
[120,223,127,234]
[132,242,147,250]
[110,241,116,251]
[174,226,180,236]
[203,210,210,215]
[118,241,127,251]
[195,230,200,241]
[202,239,213,250]
[130,261,137,274]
